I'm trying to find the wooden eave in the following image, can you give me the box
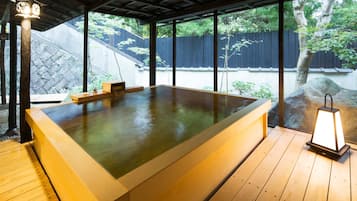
[0,0,284,31]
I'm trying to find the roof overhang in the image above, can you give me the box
[1,0,284,31]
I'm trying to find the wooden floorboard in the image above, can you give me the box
[210,127,281,201]
[256,133,309,201]
[211,127,357,201]
[304,154,332,201]
[232,129,295,201]
[280,145,316,201]
[1,127,356,201]
[328,152,350,201]
[351,150,357,201]
[0,140,58,201]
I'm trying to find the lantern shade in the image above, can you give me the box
[307,94,350,159]
[15,0,40,19]
[311,108,345,151]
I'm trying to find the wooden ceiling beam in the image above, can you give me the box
[0,2,10,24]
[132,0,175,11]
[88,0,117,11]
[94,8,149,22]
[152,0,277,23]
[41,7,74,20]
[11,0,281,31]
[184,0,201,5]
[40,0,83,15]
[113,7,155,17]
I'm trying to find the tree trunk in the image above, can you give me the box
[219,34,230,92]
[293,0,310,89]
[295,49,313,88]
[293,0,335,89]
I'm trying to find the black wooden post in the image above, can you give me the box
[213,12,218,92]
[149,22,157,86]
[0,24,6,104]
[278,0,285,127]
[20,18,32,143]
[83,8,88,92]
[7,4,18,135]
[172,20,176,86]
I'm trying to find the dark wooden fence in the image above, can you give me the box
[112,29,344,68]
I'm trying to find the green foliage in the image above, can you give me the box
[177,18,213,37]
[119,38,168,66]
[232,81,273,99]
[307,29,357,68]
[174,3,297,38]
[220,38,262,61]
[75,12,122,40]
[69,72,113,95]
[304,0,357,69]
[74,12,149,38]
[88,72,113,92]
[251,85,274,99]
[157,24,173,38]
[232,81,255,95]
[117,38,135,49]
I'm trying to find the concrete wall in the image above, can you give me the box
[35,24,141,87]
[145,68,357,98]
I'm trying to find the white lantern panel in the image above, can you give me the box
[312,110,336,151]
[335,111,345,150]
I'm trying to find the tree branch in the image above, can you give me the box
[292,0,308,28]
[316,0,335,27]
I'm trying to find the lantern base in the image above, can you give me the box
[306,141,350,160]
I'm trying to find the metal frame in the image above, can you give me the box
[306,141,350,160]
[213,11,218,92]
[172,20,176,86]
[7,3,18,134]
[83,8,88,92]
[149,22,157,86]
[0,23,6,104]
[278,0,284,127]
[19,18,32,143]
[4,0,289,141]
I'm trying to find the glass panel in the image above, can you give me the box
[156,24,173,85]
[176,18,214,90]
[282,1,357,145]
[217,5,278,106]
[85,12,150,92]
[30,15,84,96]
[1,23,10,134]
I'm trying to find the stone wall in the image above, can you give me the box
[30,32,82,94]
[4,24,141,95]
[36,24,141,88]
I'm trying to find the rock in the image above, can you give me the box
[269,77,357,144]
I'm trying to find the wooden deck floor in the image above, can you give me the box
[210,127,357,201]
[0,127,356,201]
[0,140,58,201]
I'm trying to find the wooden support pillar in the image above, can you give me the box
[278,0,285,127]
[20,19,32,143]
[0,24,6,104]
[172,20,176,86]
[149,22,157,86]
[6,4,18,135]
[83,8,88,92]
[213,11,218,92]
